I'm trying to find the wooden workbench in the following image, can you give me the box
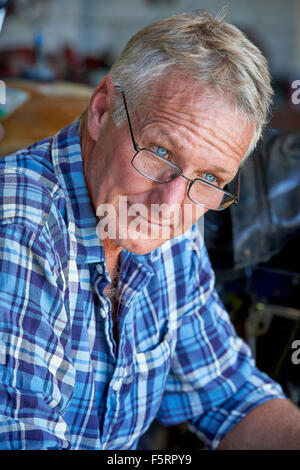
[0,80,92,157]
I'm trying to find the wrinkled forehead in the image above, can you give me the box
[135,72,250,128]
[131,71,244,135]
[142,70,222,109]
[130,73,255,164]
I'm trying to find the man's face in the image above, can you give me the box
[83,73,254,255]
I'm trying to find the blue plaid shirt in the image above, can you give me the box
[0,121,285,450]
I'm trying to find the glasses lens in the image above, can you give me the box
[132,150,181,183]
[188,180,235,210]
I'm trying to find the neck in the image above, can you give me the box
[103,238,123,280]
[80,119,91,166]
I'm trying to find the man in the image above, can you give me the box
[0,11,300,450]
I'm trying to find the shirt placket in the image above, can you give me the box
[97,257,155,449]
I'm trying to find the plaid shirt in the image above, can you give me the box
[0,121,285,450]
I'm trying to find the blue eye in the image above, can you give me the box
[155,146,168,158]
[204,173,216,183]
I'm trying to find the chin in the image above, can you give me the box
[112,218,193,254]
[114,237,168,255]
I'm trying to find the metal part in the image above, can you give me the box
[0,0,11,33]
[245,302,300,358]
[0,7,6,31]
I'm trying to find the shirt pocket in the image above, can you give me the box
[131,338,172,437]
[134,337,171,374]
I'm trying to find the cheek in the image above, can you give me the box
[116,161,146,191]
[107,147,134,184]
[112,153,155,194]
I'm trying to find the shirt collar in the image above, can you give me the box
[51,119,105,265]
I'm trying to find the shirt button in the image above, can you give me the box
[112,379,122,391]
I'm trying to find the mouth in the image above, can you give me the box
[137,213,175,229]
[125,198,177,227]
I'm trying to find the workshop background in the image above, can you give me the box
[0,0,300,450]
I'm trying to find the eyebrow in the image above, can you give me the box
[155,128,184,151]
[205,165,235,179]
[146,128,235,179]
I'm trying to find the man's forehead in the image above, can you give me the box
[136,78,245,136]
[136,75,236,132]
[128,70,254,158]
[144,72,216,107]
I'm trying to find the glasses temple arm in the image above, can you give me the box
[236,167,241,202]
[121,91,139,152]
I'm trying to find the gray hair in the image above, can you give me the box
[108,10,273,158]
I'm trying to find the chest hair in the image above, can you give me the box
[105,268,121,343]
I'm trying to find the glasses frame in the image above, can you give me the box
[119,89,240,211]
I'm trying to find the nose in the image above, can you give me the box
[150,176,189,207]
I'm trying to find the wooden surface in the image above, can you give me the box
[0,80,92,157]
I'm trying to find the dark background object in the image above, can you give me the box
[204,129,300,408]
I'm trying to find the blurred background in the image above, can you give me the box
[0,0,300,450]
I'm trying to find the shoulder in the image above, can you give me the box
[0,137,66,233]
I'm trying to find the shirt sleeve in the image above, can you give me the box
[156,241,286,449]
[0,220,75,449]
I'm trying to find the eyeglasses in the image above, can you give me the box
[119,89,240,211]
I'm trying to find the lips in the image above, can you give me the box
[137,213,175,228]
[125,199,180,229]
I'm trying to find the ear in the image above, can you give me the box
[87,75,116,141]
